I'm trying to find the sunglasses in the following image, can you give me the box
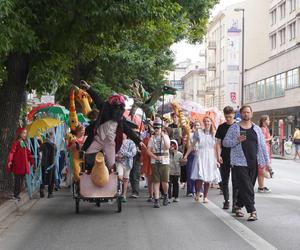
[153,127,161,130]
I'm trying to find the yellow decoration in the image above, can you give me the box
[73,85,92,116]
[91,152,109,187]
[171,102,191,148]
[69,88,79,132]
[26,118,62,138]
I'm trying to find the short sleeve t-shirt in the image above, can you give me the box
[215,122,232,165]
[240,126,258,168]
[148,135,170,165]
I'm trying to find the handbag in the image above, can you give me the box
[293,138,300,144]
[263,168,271,179]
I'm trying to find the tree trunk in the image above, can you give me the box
[0,53,29,191]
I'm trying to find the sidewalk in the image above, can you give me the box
[0,191,37,223]
[272,154,294,160]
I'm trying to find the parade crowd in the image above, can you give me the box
[6,81,300,223]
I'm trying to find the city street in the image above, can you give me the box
[0,159,299,250]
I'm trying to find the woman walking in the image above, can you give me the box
[258,115,272,193]
[184,117,221,203]
[293,127,300,160]
[7,128,34,200]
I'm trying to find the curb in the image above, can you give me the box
[0,191,36,223]
[272,155,293,160]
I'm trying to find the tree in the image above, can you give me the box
[0,0,218,190]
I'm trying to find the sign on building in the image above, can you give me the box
[169,80,184,90]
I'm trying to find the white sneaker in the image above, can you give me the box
[173,198,179,202]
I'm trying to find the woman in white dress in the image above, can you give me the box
[184,117,221,203]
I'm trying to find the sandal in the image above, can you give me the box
[235,208,244,217]
[247,212,258,221]
[203,197,209,203]
[194,193,200,202]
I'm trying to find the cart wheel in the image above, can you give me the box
[75,198,80,214]
[117,197,122,213]
[96,199,101,207]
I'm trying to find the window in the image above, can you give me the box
[275,73,286,96]
[271,33,277,50]
[287,68,299,88]
[244,85,250,102]
[279,28,286,45]
[249,83,257,102]
[257,80,265,100]
[265,77,275,99]
[288,21,296,40]
[271,9,277,26]
[280,2,286,19]
[221,47,224,61]
[289,0,296,13]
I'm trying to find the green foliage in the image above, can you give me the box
[0,0,219,98]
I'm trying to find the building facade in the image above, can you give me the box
[181,68,206,106]
[166,59,204,103]
[244,0,300,137]
[205,0,270,110]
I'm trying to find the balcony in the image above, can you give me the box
[208,41,216,49]
[296,6,300,17]
[199,50,206,57]
[197,90,205,97]
[205,86,215,95]
[208,63,216,71]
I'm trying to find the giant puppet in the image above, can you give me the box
[128,80,177,119]
[79,81,143,175]
[67,86,109,187]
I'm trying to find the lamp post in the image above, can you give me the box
[234,8,245,106]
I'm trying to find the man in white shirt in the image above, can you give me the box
[147,117,171,208]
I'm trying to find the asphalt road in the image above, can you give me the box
[0,159,300,250]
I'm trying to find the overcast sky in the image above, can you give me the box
[171,0,243,63]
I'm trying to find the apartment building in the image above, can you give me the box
[244,0,300,136]
[166,59,205,103]
[181,67,206,105]
[205,0,269,110]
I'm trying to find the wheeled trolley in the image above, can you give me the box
[72,172,122,214]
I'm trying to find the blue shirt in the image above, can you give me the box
[222,123,270,167]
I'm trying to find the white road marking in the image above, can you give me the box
[274,177,300,185]
[203,201,278,250]
[256,193,300,201]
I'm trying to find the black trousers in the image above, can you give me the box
[234,166,258,213]
[130,159,140,195]
[40,165,55,194]
[168,175,179,198]
[220,163,239,206]
[14,174,25,198]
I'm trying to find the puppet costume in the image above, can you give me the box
[83,86,141,170]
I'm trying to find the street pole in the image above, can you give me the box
[234,8,245,106]
[241,10,245,106]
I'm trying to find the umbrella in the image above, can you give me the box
[27,103,55,121]
[157,102,174,115]
[124,110,144,131]
[77,113,90,123]
[26,118,63,138]
[180,101,205,114]
[34,106,70,121]
[35,106,91,127]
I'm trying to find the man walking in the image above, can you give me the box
[223,105,270,221]
[215,106,238,212]
[147,117,171,208]
[40,133,57,198]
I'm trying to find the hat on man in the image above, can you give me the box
[153,117,163,128]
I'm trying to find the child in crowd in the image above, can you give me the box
[169,140,183,202]
[116,134,137,202]
[7,128,34,200]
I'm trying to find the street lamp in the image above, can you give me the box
[234,8,245,106]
